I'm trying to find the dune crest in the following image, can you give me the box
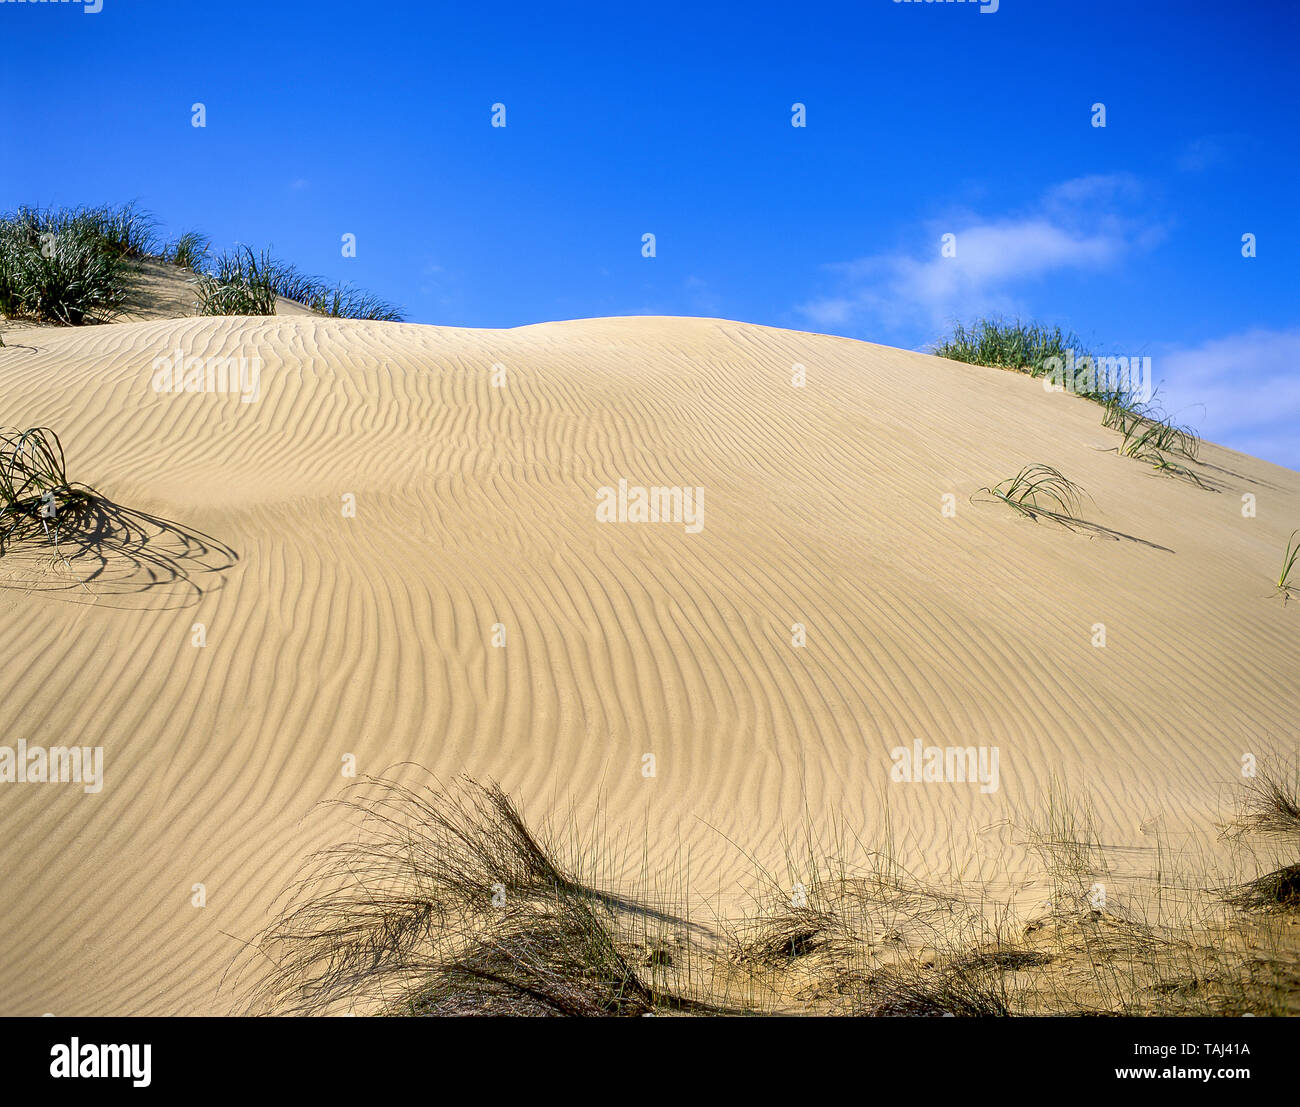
[0,310,1295,1015]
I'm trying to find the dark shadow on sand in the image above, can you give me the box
[0,495,238,609]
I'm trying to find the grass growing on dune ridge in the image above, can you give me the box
[193,244,405,321]
[0,202,405,324]
[163,230,211,272]
[933,317,1093,387]
[936,318,1212,489]
[238,770,1300,1017]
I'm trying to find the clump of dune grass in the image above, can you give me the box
[194,246,280,316]
[973,463,1089,528]
[244,772,1300,1017]
[1222,767,1300,916]
[1234,769,1300,840]
[242,776,665,1016]
[164,231,210,273]
[194,244,406,321]
[308,283,405,322]
[0,206,128,324]
[933,318,1087,379]
[0,427,98,556]
[1095,388,1214,489]
[936,317,1151,414]
[1276,531,1299,604]
[402,895,657,1016]
[732,902,835,966]
[1104,393,1200,461]
[1116,415,1209,487]
[1228,865,1300,913]
[851,959,1013,1017]
[87,201,159,259]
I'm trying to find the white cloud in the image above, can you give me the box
[798,175,1154,339]
[1155,328,1300,471]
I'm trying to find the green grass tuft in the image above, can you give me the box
[194,244,406,320]
[0,427,98,556]
[973,464,1089,528]
[2,202,406,324]
[165,231,210,273]
[933,317,1087,379]
[1277,531,1300,603]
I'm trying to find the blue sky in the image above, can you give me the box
[4,0,1297,466]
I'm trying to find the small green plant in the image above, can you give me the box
[0,427,97,556]
[1117,408,1199,462]
[1116,420,1207,486]
[973,464,1089,528]
[1277,531,1300,603]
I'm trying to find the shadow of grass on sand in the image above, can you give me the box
[0,493,237,609]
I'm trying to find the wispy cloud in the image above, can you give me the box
[1155,328,1300,471]
[798,175,1158,340]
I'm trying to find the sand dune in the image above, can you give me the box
[0,306,1295,1015]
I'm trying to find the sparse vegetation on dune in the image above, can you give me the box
[937,319,1215,490]
[194,246,280,317]
[0,426,98,556]
[242,778,671,1017]
[933,317,1091,385]
[1109,394,1211,488]
[1226,768,1300,913]
[973,463,1090,528]
[240,772,1300,1017]
[194,243,405,321]
[164,230,210,273]
[0,205,130,324]
[1103,392,1200,463]
[1276,531,1299,604]
[0,202,404,324]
